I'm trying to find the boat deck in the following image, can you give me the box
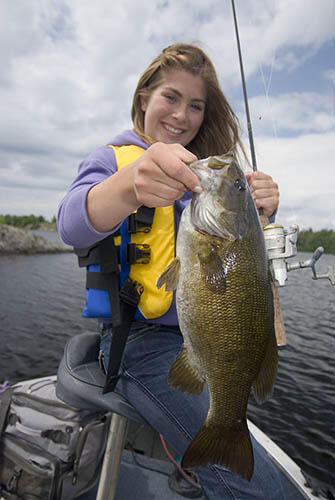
[77,418,316,500]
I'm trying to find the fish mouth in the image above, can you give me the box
[188,154,249,241]
[188,154,234,174]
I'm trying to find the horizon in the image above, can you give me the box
[1,212,334,234]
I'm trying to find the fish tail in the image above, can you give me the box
[182,419,254,481]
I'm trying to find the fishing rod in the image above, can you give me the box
[230,0,335,287]
[231,0,257,172]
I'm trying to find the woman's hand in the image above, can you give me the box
[245,171,279,218]
[132,142,201,207]
[86,142,201,232]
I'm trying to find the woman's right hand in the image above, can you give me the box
[86,142,201,233]
[131,142,202,207]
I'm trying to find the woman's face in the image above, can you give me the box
[141,69,206,146]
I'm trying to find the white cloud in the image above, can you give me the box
[323,68,335,84]
[255,132,335,230]
[249,92,335,135]
[0,0,333,230]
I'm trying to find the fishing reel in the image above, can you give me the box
[263,224,335,287]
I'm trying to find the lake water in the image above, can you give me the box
[0,232,334,497]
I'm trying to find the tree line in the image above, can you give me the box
[0,214,56,230]
[296,228,335,255]
[1,214,334,254]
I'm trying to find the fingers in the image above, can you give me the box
[133,143,201,207]
[150,142,200,191]
[245,171,280,217]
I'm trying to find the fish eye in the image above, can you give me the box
[235,178,246,191]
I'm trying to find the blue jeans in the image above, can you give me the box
[100,322,286,500]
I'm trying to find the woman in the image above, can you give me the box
[58,43,283,499]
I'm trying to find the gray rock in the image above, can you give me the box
[0,225,72,255]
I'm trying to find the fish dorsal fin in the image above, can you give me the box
[156,257,180,291]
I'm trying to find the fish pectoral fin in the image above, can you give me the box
[168,345,205,394]
[198,246,227,294]
[252,329,278,403]
[156,257,180,291]
[182,418,254,481]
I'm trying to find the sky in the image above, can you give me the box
[0,0,334,231]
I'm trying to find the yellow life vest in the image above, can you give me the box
[110,144,175,319]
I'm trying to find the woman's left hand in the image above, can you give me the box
[245,171,279,218]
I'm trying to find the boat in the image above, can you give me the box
[1,332,319,500]
[0,3,329,497]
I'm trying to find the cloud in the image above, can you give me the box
[248,92,335,135]
[211,0,335,85]
[255,131,335,230]
[323,68,335,82]
[0,0,333,231]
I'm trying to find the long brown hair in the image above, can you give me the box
[131,43,246,160]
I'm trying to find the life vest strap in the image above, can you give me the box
[86,272,119,292]
[73,206,155,330]
[74,233,120,269]
[99,235,119,275]
[103,278,143,394]
[75,240,150,267]
[75,235,121,326]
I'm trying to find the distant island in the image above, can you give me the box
[0,214,334,255]
[0,215,71,255]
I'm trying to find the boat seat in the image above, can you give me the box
[56,331,147,500]
[56,331,145,424]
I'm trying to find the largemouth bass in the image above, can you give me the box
[157,154,277,480]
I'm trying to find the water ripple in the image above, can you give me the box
[1,248,335,494]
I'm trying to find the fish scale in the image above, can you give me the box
[157,154,277,480]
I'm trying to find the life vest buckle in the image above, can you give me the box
[127,207,154,233]
[126,243,151,264]
[119,278,144,307]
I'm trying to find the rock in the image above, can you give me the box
[0,225,72,255]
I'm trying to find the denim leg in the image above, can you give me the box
[100,324,286,500]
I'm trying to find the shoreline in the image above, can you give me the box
[0,224,72,255]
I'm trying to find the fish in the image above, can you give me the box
[156,153,277,481]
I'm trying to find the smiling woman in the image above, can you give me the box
[57,42,282,500]
[131,43,246,161]
[140,70,206,147]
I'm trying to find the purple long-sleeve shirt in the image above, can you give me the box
[57,129,275,325]
[57,129,191,325]
[57,129,191,248]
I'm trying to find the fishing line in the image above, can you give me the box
[258,50,298,226]
[258,54,278,141]
[261,53,275,96]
